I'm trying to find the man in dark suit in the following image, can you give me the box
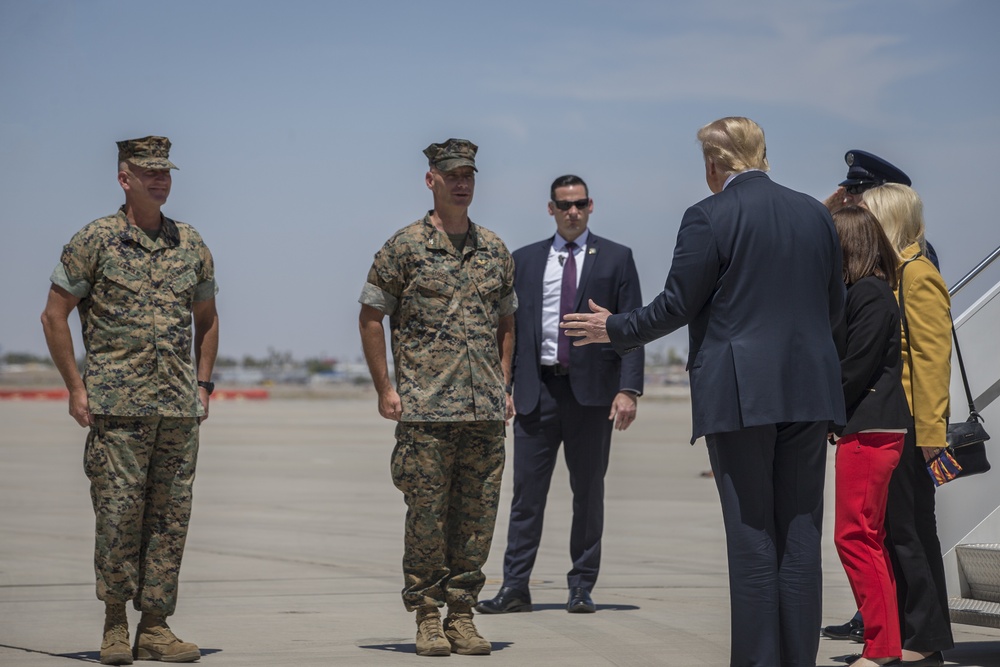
[562,118,846,666]
[476,175,644,616]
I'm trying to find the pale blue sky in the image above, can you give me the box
[2,1,999,363]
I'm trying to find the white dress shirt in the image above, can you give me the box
[723,168,764,190]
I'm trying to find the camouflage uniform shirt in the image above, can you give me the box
[360,213,517,421]
[50,207,217,418]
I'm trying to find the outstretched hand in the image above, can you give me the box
[560,299,612,346]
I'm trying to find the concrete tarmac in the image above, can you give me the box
[2,395,998,666]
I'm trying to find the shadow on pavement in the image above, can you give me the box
[527,603,641,612]
[359,641,515,654]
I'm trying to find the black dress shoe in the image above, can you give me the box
[475,586,532,614]
[901,652,943,667]
[822,616,864,640]
[567,587,596,613]
[849,627,865,643]
[845,655,901,665]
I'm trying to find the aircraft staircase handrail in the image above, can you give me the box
[938,243,1000,626]
[945,244,1000,414]
[949,244,1000,298]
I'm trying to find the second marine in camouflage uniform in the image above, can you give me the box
[359,138,516,657]
[42,136,218,665]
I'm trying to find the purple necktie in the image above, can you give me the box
[557,242,578,368]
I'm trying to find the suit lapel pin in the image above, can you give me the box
[588,247,597,255]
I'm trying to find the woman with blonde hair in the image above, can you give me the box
[862,183,954,667]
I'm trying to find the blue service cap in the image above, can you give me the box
[840,150,911,187]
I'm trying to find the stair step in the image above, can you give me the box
[956,543,1000,603]
[949,596,1000,629]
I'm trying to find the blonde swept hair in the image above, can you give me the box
[862,183,926,259]
[696,117,770,174]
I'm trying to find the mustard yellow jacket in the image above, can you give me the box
[897,243,952,447]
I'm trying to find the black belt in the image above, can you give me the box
[541,363,570,377]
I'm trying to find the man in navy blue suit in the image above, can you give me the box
[476,175,644,615]
[562,118,846,666]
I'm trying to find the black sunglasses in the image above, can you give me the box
[552,198,590,211]
[845,183,875,196]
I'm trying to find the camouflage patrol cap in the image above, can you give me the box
[116,135,178,170]
[423,138,478,172]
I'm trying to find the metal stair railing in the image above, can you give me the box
[939,243,1000,620]
[950,244,1000,298]
[948,244,1000,414]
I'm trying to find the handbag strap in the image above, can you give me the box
[952,322,977,416]
[898,254,980,419]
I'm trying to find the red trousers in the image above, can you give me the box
[834,431,905,659]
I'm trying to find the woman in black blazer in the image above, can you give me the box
[831,206,913,667]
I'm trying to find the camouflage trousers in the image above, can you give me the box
[84,416,199,617]
[391,421,505,611]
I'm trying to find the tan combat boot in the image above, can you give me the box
[133,614,200,663]
[443,607,491,655]
[100,601,133,665]
[415,606,451,657]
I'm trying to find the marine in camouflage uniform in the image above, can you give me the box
[358,138,516,656]
[41,136,218,665]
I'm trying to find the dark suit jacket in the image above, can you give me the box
[606,171,847,442]
[512,233,644,414]
[834,276,912,435]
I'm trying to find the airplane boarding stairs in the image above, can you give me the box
[938,246,1000,629]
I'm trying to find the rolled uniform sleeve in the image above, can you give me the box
[50,262,92,298]
[496,250,518,318]
[52,233,98,297]
[359,244,404,315]
[498,291,517,318]
[193,279,218,302]
[193,242,218,302]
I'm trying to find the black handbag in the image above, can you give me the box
[899,256,991,480]
[944,318,991,476]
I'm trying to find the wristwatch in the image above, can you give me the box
[197,380,215,396]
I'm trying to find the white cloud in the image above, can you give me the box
[483,4,952,123]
